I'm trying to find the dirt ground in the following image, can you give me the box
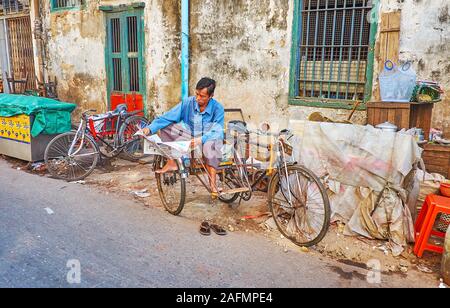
[3,155,446,287]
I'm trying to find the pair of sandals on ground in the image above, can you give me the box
[199,221,227,236]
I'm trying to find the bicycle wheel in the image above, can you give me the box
[118,116,149,161]
[155,155,186,216]
[45,132,99,182]
[268,165,330,247]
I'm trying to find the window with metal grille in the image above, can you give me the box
[0,0,29,16]
[51,0,85,11]
[111,17,122,91]
[127,16,140,92]
[293,0,373,102]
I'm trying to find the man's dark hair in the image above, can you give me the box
[196,77,216,96]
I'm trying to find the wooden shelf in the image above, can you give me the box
[367,101,435,138]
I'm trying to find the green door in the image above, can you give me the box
[105,8,146,112]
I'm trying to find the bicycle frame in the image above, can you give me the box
[230,128,295,179]
[68,119,93,157]
[69,111,143,158]
[151,128,295,202]
[152,121,330,247]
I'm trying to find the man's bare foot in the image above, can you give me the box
[156,160,178,174]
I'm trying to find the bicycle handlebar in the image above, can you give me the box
[81,108,141,120]
[228,127,292,138]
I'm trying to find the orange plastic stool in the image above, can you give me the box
[414,195,450,258]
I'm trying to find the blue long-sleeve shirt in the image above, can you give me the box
[147,96,225,144]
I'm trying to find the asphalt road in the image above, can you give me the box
[0,159,431,288]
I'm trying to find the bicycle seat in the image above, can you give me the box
[114,104,128,114]
[227,120,249,134]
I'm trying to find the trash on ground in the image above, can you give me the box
[399,259,410,268]
[30,162,47,172]
[264,217,277,231]
[400,267,408,273]
[132,189,151,198]
[300,247,310,253]
[70,180,86,185]
[337,222,346,234]
[44,208,54,215]
[417,264,433,273]
[377,245,390,256]
[241,212,270,220]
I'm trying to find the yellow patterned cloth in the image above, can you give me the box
[0,114,31,144]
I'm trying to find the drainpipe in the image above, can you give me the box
[30,0,44,84]
[181,0,189,100]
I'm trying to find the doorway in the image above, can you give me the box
[105,7,146,113]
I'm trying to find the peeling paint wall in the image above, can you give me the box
[40,0,182,117]
[187,0,370,126]
[188,0,448,129]
[145,0,181,113]
[189,0,293,126]
[41,1,107,116]
[40,0,449,135]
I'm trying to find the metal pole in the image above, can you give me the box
[181,0,189,100]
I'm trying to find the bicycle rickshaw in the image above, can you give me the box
[144,109,331,247]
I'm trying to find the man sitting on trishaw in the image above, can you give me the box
[141,77,224,197]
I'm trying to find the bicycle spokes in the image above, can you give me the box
[270,166,330,247]
[45,132,98,181]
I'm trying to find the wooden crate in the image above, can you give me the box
[367,102,435,138]
[421,144,450,179]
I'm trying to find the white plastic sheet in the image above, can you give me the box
[289,121,423,255]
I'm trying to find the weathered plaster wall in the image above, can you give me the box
[188,0,448,129]
[41,0,448,135]
[189,0,291,126]
[144,0,181,114]
[187,0,366,128]
[41,0,181,117]
[41,1,106,115]
[377,0,450,136]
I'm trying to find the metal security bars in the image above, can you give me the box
[7,15,36,90]
[52,0,85,10]
[296,0,372,102]
[108,14,141,93]
[127,16,139,92]
[111,18,122,91]
[0,0,29,16]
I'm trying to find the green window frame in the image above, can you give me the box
[51,0,85,12]
[289,0,380,110]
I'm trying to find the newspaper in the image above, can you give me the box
[134,131,191,158]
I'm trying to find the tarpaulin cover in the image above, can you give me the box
[0,94,76,137]
[289,120,423,255]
